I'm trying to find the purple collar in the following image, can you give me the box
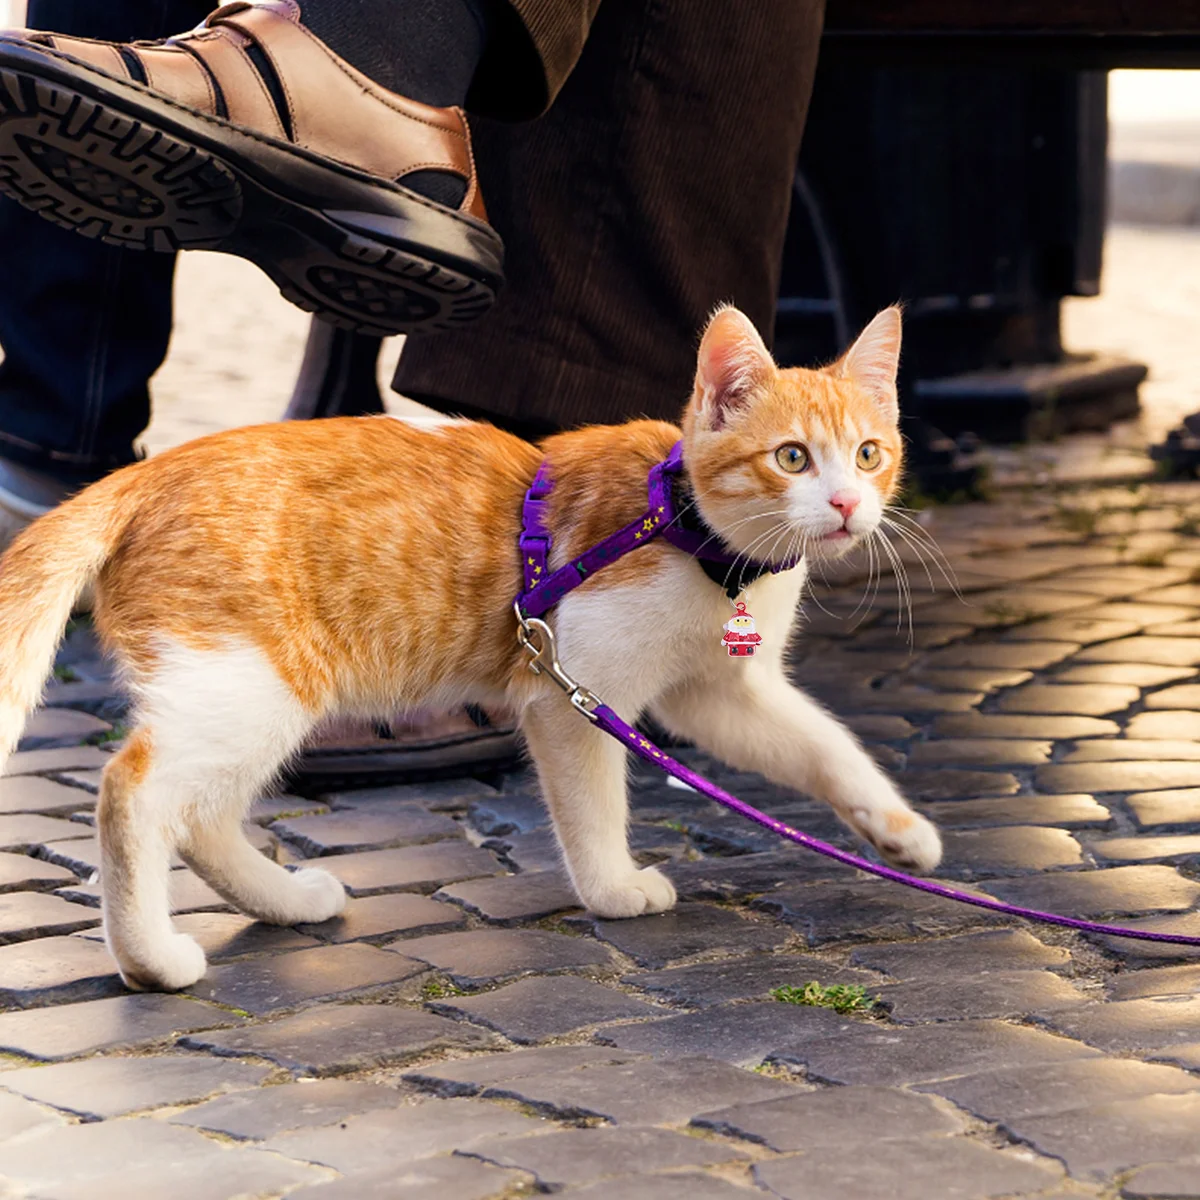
[516,440,803,619]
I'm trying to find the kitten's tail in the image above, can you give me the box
[0,466,142,766]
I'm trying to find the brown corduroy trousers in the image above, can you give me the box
[395,0,827,435]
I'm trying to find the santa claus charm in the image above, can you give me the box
[722,601,762,657]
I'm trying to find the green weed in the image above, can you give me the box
[771,981,877,1015]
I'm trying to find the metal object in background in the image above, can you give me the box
[777,65,1147,465]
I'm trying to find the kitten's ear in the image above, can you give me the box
[692,306,775,431]
[830,306,902,420]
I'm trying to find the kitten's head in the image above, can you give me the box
[681,305,904,563]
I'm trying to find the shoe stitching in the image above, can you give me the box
[2,38,489,231]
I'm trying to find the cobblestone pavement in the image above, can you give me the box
[6,478,1200,1197]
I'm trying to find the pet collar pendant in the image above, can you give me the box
[722,601,762,658]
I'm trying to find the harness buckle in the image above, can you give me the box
[514,602,600,723]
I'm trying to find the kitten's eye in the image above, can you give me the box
[775,444,810,474]
[857,441,882,471]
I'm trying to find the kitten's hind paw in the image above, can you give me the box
[116,933,207,993]
[583,866,677,919]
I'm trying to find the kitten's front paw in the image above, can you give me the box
[285,868,348,924]
[583,866,677,919]
[853,806,943,875]
[117,933,207,993]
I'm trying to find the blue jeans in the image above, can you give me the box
[0,0,210,484]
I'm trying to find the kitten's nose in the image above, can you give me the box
[829,489,861,519]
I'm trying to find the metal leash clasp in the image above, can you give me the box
[514,602,602,721]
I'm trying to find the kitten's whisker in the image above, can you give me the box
[881,509,962,599]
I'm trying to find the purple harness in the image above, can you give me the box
[517,440,801,619]
[514,443,1200,947]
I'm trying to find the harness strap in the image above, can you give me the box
[516,440,800,618]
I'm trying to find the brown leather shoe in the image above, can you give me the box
[0,0,503,336]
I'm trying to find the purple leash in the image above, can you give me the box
[514,448,1200,948]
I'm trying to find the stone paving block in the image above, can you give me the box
[1,745,112,777]
[922,642,1079,670]
[0,1119,232,1190]
[289,1156,522,1200]
[752,1137,1063,1200]
[845,714,918,739]
[1122,1162,1200,1199]
[770,1018,1099,1086]
[1145,682,1200,709]
[1011,1092,1200,1180]
[1041,995,1200,1051]
[1084,602,1200,629]
[923,1056,1200,1123]
[876,970,1090,1023]
[0,993,245,1059]
[0,934,122,1007]
[0,776,96,816]
[664,850,851,900]
[939,827,1083,875]
[1109,962,1200,999]
[1093,834,1200,863]
[893,769,1021,801]
[1091,912,1200,962]
[165,912,321,959]
[45,1149,328,1200]
[921,794,1111,830]
[0,891,100,943]
[39,678,125,717]
[1065,737,1200,760]
[393,929,612,987]
[1040,760,1200,793]
[323,777,495,812]
[172,1079,401,1139]
[1003,617,1140,645]
[405,1046,647,1096]
[1150,619,1200,636]
[181,1003,492,1073]
[834,687,984,714]
[994,682,1140,715]
[0,1053,269,1119]
[188,942,428,1014]
[1137,583,1200,606]
[850,929,1070,979]
[430,974,663,1043]
[247,794,328,824]
[466,793,549,837]
[271,804,462,856]
[263,1097,545,1173]
[300,892,465,942]
[0,813,91,852]
[58,868,234,914]
[754,879,1009,945]
[1055,662,1198,686]
[467,1125,750,1188]
[695,1084,964,1150]
[318,842,501,896]
[903,667,1033,693]
[1129,787,1200,827]
[596,999,852,1066]
[476,1054,794,1124]
[1076,636,1200,666]
[485,829,566,873]
[1127,711,1200,741]
[558,1174,754,1200]
[0,1091,64,1141]
[678,810,818,855]
[17,707,110,750]
[985,865,1200,916]
[435,871,580,924]
[572,903,789,969]
[933,713,1120,739]
[0,850,76,892]
[905,739,1051,766]
[624,954,878,1007]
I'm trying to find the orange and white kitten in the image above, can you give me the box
[0,305,940,991]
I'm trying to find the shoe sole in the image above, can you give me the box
[0,46,504,336]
